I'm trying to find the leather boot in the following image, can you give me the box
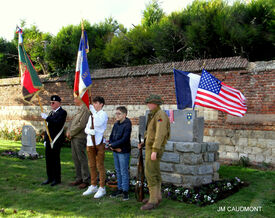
[142,186,152,204]
[140,202,157,210]
[143,183,162,205]
[140,186,158,210]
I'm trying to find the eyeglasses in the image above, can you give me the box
[115,112,122,115]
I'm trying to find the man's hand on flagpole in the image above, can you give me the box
[41,113,47,119]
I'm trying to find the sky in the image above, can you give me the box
[0,0,196,41]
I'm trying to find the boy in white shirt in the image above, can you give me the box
[83,96,108,198]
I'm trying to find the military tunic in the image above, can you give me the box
[144,106,170,187]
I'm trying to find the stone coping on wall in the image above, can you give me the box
[2,57,275,86]
[91,56,249,79]
[0,56,259,86]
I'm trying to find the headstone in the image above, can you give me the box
[18,125,38,157]
[138,116,146,138]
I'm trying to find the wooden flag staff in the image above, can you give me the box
[37,95,52,143]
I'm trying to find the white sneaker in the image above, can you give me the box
[94,187,106,199]
[82,185,98,196]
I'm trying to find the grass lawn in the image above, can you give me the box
[0,140,274,218]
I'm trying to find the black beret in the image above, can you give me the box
[50,95,61,102]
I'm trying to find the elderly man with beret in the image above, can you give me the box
[138,94,170,210]
[41,95,67,186]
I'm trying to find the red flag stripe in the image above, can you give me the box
[195,96,246,116]
[220,90,246,107]
[74,71,80,94]
[219,89,246,108]
[196,90,247,112]
[21,67,39,93]
[195,101,245,117]
[195,93,246,113]
[221,84,246,105]
[222,82,246,101]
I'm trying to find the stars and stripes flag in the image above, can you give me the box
[17,27,43,102]
[74,29,92,108]
[194,69,247,117]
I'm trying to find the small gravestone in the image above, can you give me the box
[18,125,38,157]
[138,116,146,138]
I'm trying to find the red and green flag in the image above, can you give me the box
[17,27,43,102]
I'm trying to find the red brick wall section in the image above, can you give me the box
[0,69,274,131]
[90,74,176,105]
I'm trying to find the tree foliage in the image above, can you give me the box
[142,0,165,27]
[16,22,53,74]
[0,0,274,78]
[0,37,17,78]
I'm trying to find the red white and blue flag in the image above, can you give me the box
[74,30,92,108]
[194,69,247,117]
[173,69,201,109]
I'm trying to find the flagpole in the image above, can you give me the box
[193,60,207,111]
[16,26,21,84]
[81,20,96,146]
[37,95,52,143]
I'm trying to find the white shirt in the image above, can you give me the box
[85,105,108,146]
[54,107,60,112]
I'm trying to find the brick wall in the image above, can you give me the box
[0,57,274,165]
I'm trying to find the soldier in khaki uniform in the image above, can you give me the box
[66,97,90,189]
[138,94,170,210]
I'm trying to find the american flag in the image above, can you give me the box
[194,69,247,117]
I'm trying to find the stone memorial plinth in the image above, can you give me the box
[130,110,220,188]
[170,110,204,142]
[18,125,38,157]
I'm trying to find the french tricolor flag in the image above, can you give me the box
[173,69,201,109]
[74,30,92,108]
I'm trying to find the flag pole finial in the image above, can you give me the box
[81,19,84,31]
[202,60,206,70]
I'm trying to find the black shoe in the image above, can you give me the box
[41,179,52,185]
[122,191,129,201]
[110,189,123,198]
[50,180,61,186]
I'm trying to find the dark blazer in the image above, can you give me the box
[44,107,67,145]
[109,117,132,153]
